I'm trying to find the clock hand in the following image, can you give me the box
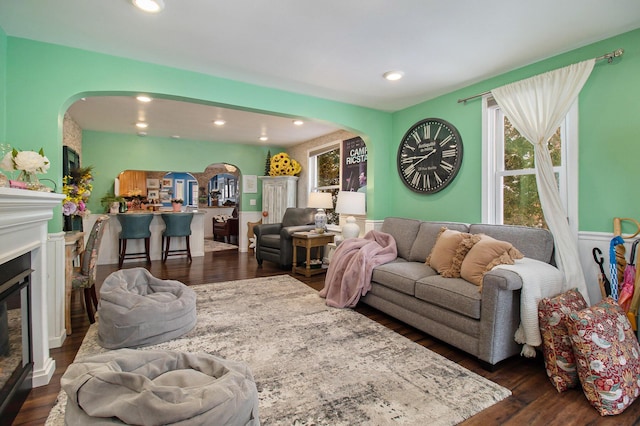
[403,149,437,163]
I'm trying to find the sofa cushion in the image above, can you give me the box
[460,234,524,288]
[469,224,553,264]
[426,228,475,278]
[381,217,422,260]
[371,258,436,296]
[408,222,469,262]
[415,276,482,320]
[567,298,640,416]
[538,288,588,393]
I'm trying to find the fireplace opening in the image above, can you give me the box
[0,252,33,424]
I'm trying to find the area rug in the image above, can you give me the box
[46,275,510,425]
[204,237,237,252]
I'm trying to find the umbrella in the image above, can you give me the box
[618,240,639,313]
[592,247,610,298]
[609,236,625,301]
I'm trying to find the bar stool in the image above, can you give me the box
[117,213,154,268]
[160,213,194,262]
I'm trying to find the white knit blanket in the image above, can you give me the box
[494,257,564,357]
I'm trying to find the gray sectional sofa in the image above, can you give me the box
[361,217,556,368]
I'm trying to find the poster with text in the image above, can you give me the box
[342,136,367,192]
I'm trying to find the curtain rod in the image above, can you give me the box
[456,48,624,104]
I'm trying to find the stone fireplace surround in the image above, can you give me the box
[0,187,65,389]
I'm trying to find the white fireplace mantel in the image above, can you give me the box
[0,187,65,387]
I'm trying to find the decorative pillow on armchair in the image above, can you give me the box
[426,227,474,278]
[538,288,588,392]
[567,298,640,416]
[460,234,523,289]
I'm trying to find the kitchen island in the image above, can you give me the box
[87,211,205,266]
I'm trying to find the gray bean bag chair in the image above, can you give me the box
[61,349,260,425]
[98,268,196,349]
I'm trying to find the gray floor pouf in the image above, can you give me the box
[61,349,260,425]
[98,267,196,349]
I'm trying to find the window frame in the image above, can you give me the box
[482,96,579,236]
[307,141,341,193]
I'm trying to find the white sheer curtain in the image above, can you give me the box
[491,59,595,304]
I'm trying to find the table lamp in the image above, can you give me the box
[308,192,333,233]
[335,191,366,239]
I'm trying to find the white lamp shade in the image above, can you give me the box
[335,191,365,215]
[308,192,333,209]
[335,191,366,239]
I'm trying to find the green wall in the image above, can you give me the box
[391,28,640,233]
[0,26,6,140]
[3,27,639,234]
[4,37,391,232]
[82,130,283,214]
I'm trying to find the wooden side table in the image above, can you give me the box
[64,231,84,335]
[292,232,334,277]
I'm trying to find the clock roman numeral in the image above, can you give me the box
[439,135,452,147]
[440,160,454,172]
[434,171,442,185]
[442,148,456,158]
[411,171,421,187]
[422,125,430,140]
[404,163,416,176]
[433,125,442,141]
[411,132,421,144]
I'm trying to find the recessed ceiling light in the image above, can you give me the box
[383,70,404,81]
[131,0,165,13]
[293,120,304,126]
[213,119,226,126]
[136,95,152,102]
[137,131,147,137]
[171,135,181,139]
[136,122,148,128]
[259,136,269,142]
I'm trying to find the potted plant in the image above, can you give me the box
[171,198,184,212]
[101,192,125,214]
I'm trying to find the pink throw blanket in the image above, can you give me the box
[319,230,397,308]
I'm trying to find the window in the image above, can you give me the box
[308,143,341,223]
[483,97,578,234]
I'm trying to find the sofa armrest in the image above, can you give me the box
[281,225,316,239]
[254,223,282,238]
[477,269,524,365]
[482,269,524,292]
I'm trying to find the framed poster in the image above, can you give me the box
[160,190,171,203]
[162,178,173,188]
[147,189,159,200]
[243,175,258,193]
[146,178,160,189]
[342,136,367,192]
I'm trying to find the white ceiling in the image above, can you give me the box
[66,96,343,146]
[2,0,640,145]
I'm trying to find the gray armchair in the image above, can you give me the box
[254,208,317,268]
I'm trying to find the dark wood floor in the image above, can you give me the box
[11,250,640,425]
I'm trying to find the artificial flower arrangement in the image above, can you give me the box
[0,147,50,175]
[62,166,93,218]
[269,152,301,176]
[171,198,184,204]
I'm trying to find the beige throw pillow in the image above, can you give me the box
[460,234,524,289]
[426,227,474,278]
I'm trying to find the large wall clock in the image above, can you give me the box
[397,118,463,194]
